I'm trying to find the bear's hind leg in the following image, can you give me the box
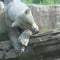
[9,28,21,55]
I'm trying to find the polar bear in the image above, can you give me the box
[0,0,39,54]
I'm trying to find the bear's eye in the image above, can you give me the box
[25,9,30,15]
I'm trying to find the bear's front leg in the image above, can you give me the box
[18,30,32,53]
[8,27,21,55]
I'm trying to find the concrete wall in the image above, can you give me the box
[28,4,60,32]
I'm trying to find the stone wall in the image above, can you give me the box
[28,4,60,32]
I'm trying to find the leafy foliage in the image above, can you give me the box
[22,0,32,3]
[22,0,60,4]
[32,0,40,4]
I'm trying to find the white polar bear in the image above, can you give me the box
[0,0,39,54]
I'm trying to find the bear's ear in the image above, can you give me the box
[25,9,30,15]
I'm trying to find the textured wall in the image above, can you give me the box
[28,4,60,32]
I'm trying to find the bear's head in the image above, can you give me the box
[8,0,39,34]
